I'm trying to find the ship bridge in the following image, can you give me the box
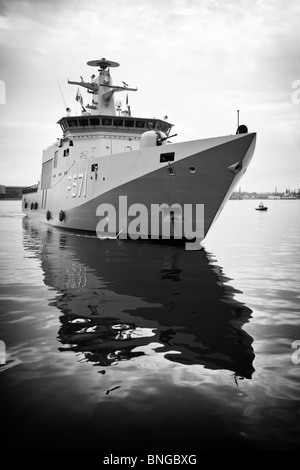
[58,115,173,137]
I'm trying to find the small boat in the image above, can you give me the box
[255,202,268,211]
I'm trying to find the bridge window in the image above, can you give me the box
[124,119,134,128]
[61,120,68,130]
[135,120,145,128]
[102,118,112,126]
[89,118,100,126]
[78,118,89,126]
[147,121,155,129]
[68,119,78,127]
[113,118,124,127]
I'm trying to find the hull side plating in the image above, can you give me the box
[22,133,256,239]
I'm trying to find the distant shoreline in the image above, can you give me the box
[0,198,21,201]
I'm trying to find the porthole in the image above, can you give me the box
[59,210,65,222]
[189,166,197,174]
[234,163,242,174]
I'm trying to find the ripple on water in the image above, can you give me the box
[1,200,300,449]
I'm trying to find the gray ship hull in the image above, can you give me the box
[22,132,256,242]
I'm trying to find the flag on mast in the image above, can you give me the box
[76,88,83,106]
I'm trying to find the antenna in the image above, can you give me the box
[53,68,68,111]
[115,99,122,115]
[237,109,240,128]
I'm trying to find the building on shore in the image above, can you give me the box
[0,186,25,199]
[230,190,300,200]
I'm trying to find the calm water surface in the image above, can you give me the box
[0,199,300,450]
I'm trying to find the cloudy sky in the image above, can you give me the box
[0,0,299,191]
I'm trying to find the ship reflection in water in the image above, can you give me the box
[23,217,254,380]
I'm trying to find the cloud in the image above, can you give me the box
[0,0,299,190]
